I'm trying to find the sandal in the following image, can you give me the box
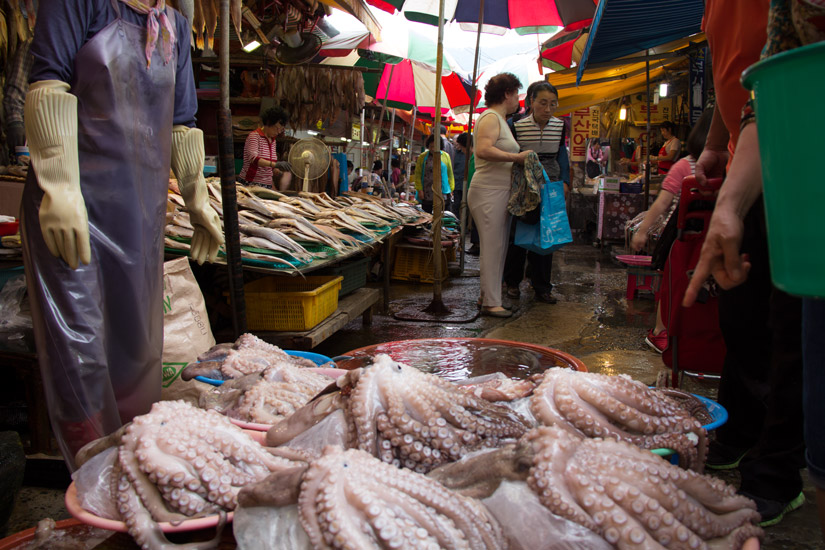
[481,307,512,318]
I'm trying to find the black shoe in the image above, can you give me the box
[467,244,480,256]
[705,441,749,470]
[739,490,805,527]
[535,292,557,304]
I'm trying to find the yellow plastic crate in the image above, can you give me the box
[391,246,449,284]
[244,275,343,331]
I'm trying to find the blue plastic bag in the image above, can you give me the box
[514,175,572,255]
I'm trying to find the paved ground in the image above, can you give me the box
[5,243,823,548]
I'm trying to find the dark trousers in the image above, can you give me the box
[503,218,553,294]
[422,195,452,215]
[717,198,805,502]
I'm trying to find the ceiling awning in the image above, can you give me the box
[576,0,704,85]
[547,33,705,115]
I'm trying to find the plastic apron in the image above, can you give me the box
[21,0,176,470]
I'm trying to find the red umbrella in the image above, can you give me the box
[540,26,590,71]
[373,59,480,113]
[394,0,596,35]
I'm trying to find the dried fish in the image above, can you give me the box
[166,225,194,239]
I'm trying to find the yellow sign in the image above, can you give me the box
[630,97,673,126]
[351,123,361,141]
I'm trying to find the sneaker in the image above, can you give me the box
[535,292,557,304]
[467,244,480,256]
[506,286,521,298]
[705,441,749,470]
[645,329,668,353]
[740,490,805,527]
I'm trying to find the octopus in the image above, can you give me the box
[182,333,321,381]
[429,427,763,550]
[267,354,531,472]
[530,368,708,471]
[237,446,507,550]
[103,400,305,550]
[454,372,544,402]
[199,364,335,424]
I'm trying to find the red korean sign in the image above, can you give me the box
[570,107,600,161]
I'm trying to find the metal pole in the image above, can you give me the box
[405,106,416,200]
[458,0,485,272]
[644,49,651,210]
[387,107,397,201]
[218,0,246,336]
[360,108,367,173]
[426,0,447,311]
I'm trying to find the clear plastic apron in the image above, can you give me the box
[21,0,176,469]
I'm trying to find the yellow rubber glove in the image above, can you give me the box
[170,126,224,264]
[25,81,91,269]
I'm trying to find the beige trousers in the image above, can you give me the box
[468,185,512,308]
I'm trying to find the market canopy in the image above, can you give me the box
[547,34,706,115]
[576,0,704,85]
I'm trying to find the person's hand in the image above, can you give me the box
[619,158,629,165]
[514,150,533,165]
[188,203,223,265]
[631,231,647,253]
[682,203,751,307]
[694,147,729,187]
[39,188,92,269]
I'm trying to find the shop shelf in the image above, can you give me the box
[244,275,342,331]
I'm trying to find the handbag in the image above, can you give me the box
[514,172,572,255]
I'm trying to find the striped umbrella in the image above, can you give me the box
[372,0,596,35]
[539,26,590,71]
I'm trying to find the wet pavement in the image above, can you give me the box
[5,243,822,548]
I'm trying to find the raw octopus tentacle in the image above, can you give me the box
[531,368,708,471]
[297,446,506,550]
[525,426,762,549]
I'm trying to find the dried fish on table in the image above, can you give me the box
[238,209,271,226]
[281,196,322,216]
[237,195,274,219]
[164,236,190,251]
[267,217,348,252]
[240,224,315,263]
[344,206,390,227]
[166,224,194,239]
[314,210,378,240]
[246,186,286,201]
[298,191,340,210]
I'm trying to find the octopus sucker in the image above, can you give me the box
[530,369,708,471]
[267,354,530,472]
[87,400,303,549]
[284,447,507,550]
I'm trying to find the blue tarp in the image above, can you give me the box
[576,0,704,85]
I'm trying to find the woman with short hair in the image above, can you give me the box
[239,106,291,190]
[468,73,532,317]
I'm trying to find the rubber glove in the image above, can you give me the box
[24,80,90,269]
[170,126,224,264]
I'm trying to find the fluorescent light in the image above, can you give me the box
[659,82,668,97]
[340,137,347,141]
[242,40,261,53]
[619,107,627,121]
[307,130,318,135]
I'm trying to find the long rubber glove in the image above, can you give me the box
[25,80,90,269]
[170,126,224,264]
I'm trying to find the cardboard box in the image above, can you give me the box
[598,177,621,192]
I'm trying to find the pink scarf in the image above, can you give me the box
[118,0,176,68]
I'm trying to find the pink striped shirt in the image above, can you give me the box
[239,129,277,187]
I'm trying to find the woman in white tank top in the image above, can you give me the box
[468,73,533,317]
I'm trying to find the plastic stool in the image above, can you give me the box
[626,267,662,300]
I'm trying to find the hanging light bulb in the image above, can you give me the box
[619,106,627,121]
[659,81,669,97]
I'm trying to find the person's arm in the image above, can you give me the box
[413,153,424,192]
[683,122,761,306]
[444,152,455,192]
[694,104,730,187]
[475,114,530,164]
[631,189,675,251]
[172,10,197,128]
[655,140,680,163]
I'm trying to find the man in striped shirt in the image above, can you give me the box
[504,81,570,304]
[239,106,291,190]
